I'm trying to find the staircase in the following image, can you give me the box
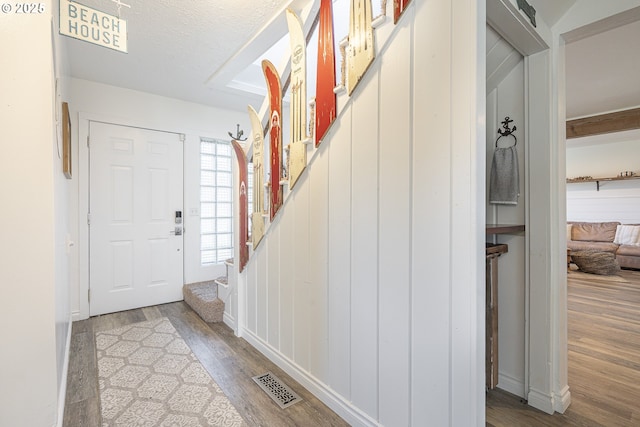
[183,259,232,323]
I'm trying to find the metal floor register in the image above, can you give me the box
[252,372,302,409]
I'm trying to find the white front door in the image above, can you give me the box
[89,121,184,316]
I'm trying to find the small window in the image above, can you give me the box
[200,138,233,264]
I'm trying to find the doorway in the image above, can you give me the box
[89,121,184,316]
[485,0,570,416]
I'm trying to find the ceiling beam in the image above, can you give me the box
[566,107,640,139]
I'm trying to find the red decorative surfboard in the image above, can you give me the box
[286,8,308,190]
[262,59,283,221]
[394,0,412,23]
[315,0,337,146]
[231,139,249,273]
[247,105,265,250]
[347,0,375,95]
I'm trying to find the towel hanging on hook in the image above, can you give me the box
[490,116,519,205]
[495,116,517,147]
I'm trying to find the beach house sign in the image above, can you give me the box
[60,0,127,53]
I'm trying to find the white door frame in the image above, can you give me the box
[77,112,186,320]
[486,0,570,415]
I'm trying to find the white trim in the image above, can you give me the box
[56,316,73,427]
[240,327,380,427]
[486,0,550,56]
[234,265,245,337]
[527,388,554,415]
[553,384,572,414]
[497,373,525,399]
[223,312,236,331]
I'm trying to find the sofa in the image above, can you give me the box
[567,221,640,270]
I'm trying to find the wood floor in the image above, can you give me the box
[64,267,640,426]
[486,267,640,426]
[62,302,349,427]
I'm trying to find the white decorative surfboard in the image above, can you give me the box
[248,105,265,250]
[347,0,375,95]
[286,8,308,190]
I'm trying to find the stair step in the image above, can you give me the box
[183,282,224,323]
[214,276,228,288]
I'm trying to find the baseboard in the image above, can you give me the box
[240,327,379,427]
[56,316,73,427]
[223,312,236,332]
[497,373,525,398]
[71,310,86,321]
[553,385,571,414]
[527,388,555,415]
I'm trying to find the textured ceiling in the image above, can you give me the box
[62,0,639,119]
[63,0,311,111]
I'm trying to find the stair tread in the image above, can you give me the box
[183,282,218,301]
[183,282,224,323]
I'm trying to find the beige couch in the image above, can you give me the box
[568,222,640,269]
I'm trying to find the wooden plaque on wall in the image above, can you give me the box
[62,102,72,179]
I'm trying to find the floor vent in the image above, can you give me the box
[252,372,302,409]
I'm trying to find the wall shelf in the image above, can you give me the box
[486,224,525,235]
[566,175,640,191]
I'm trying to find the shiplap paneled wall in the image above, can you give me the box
[567,182,640,223]
[567,138,640,223]
[237,1,483,426]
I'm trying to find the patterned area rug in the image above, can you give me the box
[96,317,246,426]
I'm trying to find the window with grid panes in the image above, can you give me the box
[200,138,233,264]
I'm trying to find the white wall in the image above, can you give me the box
[0,2,62,425]
[236,1,485,425]
[69,78,248,320]
[567,131,640,223]
[52,6,73,426]
[487,58,527,397]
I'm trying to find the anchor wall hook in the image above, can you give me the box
[228,124,247,141]
[495,116,517,147]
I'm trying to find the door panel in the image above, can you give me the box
[90,122,183,316]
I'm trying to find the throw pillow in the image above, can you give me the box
[614,224,640,246]
[567,224,572,241]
